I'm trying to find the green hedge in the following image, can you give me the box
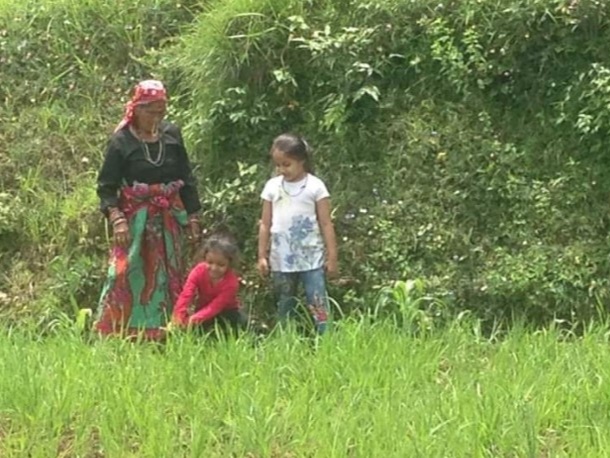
[2,0,610,326]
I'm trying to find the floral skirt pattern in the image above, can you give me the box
[95,181,188,340]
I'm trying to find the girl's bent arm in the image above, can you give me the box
[316,197,338,275]
[189,277,239,325]
[173,264,203,324]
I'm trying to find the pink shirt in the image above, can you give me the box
[173,263,240,325]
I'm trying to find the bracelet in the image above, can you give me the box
[112,217,127,227]
[188,214,200,225]
[108,208,125,225]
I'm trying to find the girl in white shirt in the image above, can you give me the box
[257,134,338,334]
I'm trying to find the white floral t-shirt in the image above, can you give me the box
[261,173,330,272]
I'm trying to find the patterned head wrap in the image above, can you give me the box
[115,80,168,133]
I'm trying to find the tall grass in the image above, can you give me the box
[1,320,610,456]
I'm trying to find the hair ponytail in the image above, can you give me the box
[301,137,315,174]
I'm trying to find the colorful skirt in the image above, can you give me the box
[95,181,188,340]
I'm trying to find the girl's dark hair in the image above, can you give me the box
[271,133,314,174]
[199,232,240,267]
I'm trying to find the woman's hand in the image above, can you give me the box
[108,207,130,248]
[113,219,130,248]
[187,215,201,246]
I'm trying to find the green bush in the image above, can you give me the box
[3,0,610,327]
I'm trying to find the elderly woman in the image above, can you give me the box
[95,80,202,340]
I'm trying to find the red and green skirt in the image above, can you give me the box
[95,181,188,340]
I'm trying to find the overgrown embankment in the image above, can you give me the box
[2,0,610,327]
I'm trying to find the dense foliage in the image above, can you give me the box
[2,0,610,327]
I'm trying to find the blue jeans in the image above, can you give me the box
[271,268,329,334]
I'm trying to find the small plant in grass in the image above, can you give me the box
[374,278,449,334]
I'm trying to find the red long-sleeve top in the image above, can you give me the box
[173,263,240,326]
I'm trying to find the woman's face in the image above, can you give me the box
[134,100,166,132]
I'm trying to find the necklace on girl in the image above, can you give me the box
[281,175,308,197]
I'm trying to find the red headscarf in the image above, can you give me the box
[115,80,168,133]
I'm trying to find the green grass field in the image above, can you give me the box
[0,320,609,457]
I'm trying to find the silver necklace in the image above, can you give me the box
[130,126,165,167]
[141,139,165,167]
[281,175,308,197]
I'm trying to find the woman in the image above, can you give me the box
[95,79,202,340]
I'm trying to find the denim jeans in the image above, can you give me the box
[271,268,329,334]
